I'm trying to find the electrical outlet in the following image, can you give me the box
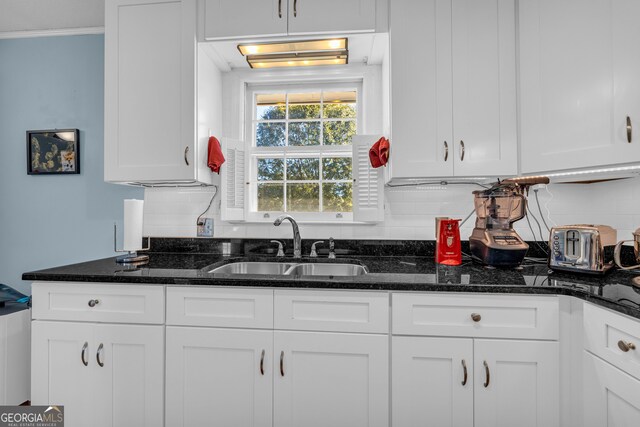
[197,218,214,237]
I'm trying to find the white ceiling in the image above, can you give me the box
[0,0,104,34]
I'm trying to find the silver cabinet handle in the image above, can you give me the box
[278,0,282,18]
[627,116,632,143]
[280,351,285,376]
[294,0,297,17]
[310,240,324,258]
[88,299,100,307]
[184,146,190,166]
[81,342,89,366]
[260,349,265,375]
[461,359,468,386]
[459,140,465,161]
[444,141,449,162]
[483,360,490,388]
[97,343,104,367]
[618,340,637,352]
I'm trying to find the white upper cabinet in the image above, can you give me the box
[105,0,219,185]
[389,0,517,181]
[287,0,376,35]
[203,0,377,40]
[519,0,640,174]
[203,0,287,39]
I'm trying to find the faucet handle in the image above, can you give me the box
[328,238,336,259]
[310,241,324,258]
[270,240,285,257]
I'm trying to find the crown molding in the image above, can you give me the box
[0,26,104,40]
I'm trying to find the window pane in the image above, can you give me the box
[256,122,286,147]
[258,183,284,211]
[288,92,321,119]
[323,120,356,145]
[289,122,320,146]
[287,183,319,212]
[256,93,286,120]
[323,91,357,118]
[286,158,319,180]
[257,158,284,181]
[323,183,353,212]
[322,157,352,180]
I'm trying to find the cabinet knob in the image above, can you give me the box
[471,313,481,322]
[88,299,100,307]
[618,340,636,352]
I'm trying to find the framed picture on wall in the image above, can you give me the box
[27,129,80,175]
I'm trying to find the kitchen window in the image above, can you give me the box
[246,83,359,222]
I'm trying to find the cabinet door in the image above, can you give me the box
[451,0,517,176]
[519,0,637,173]
[287,0,376,35]
[104,0,196,182]
[31,321,95,427]
[583,351,640,427]
[166,327,273,427]
[613,0,640,154]
[203,0,287,40]
[392,336,473,427]
[474,339,559,427]
[274,331,388,427]
[92,324,164,427]
[389,0,454,179]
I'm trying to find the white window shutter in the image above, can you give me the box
[352,134,385,222]
[221,138,245,221]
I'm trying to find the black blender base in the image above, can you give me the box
[469,241,528,268]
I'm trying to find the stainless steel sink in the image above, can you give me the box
[287,263,368,276]
[206,261,368,276]
[207,262,296,275]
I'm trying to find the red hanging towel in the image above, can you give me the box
[207,136,225,174]
[369,137,390,168]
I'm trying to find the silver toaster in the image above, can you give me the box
[549,225,617,274]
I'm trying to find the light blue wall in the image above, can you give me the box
[0,35,143,294]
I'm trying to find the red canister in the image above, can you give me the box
[436,218,462,265]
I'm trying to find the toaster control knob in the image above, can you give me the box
[553,236,559,240]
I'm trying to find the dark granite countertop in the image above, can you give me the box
[23,237,640,321]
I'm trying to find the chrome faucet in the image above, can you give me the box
[273,215,302,258]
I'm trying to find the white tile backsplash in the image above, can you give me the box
[143,176,640,241]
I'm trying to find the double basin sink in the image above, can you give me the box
[206,260,368,277]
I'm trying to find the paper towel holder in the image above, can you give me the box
[113,223,150,264]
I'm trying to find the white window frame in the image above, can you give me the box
[244,81,363,222]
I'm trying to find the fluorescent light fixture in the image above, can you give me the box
[238,38,349,69]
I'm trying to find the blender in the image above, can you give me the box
[469,177,549,267]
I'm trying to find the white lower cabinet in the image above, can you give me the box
[583,351,640,427]
[165,327,273,427]
[392,336,559,427]
[274,331,388,427]
[31,320,164,427]
[392,336,473,427]
[474,339,560,427]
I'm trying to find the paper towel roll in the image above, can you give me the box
[123,199,144,252]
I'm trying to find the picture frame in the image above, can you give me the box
[27,129,80,175]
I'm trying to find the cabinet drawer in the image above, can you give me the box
[166,287,273,328]
[274,290,389,333]
[584,302,640,380]
[392,293,559,340]
[31,282,164,324]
